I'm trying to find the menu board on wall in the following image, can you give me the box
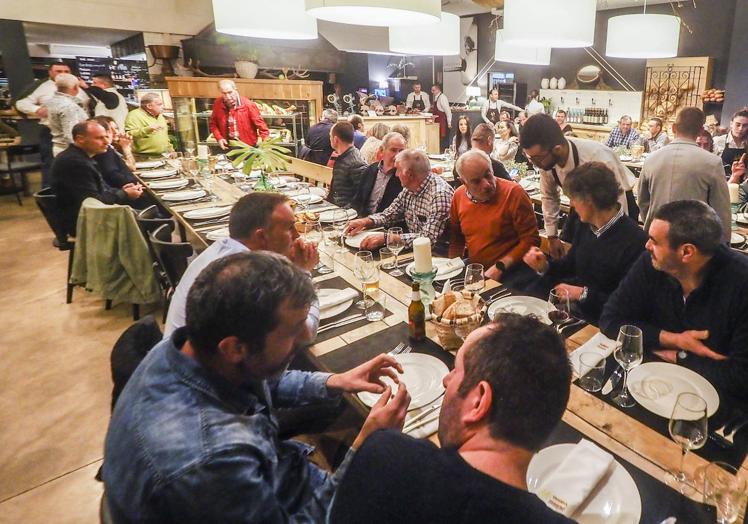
[75,56,149,96]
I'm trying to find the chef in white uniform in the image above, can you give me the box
[405,82,429,112]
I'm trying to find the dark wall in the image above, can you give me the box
[723,0,748,120]
[0,19,40,143]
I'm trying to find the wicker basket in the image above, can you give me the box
[431,291,487,350]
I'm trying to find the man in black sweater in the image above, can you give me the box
[92,115,138,189]
[300,109,336,166]
[600,200,748,402]
[470,123,511,181]
[351,131,405,217]
[329,314,575,524]
[523,162,647,323]
[51,120,143,236]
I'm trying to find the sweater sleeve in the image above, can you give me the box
[125,111,150,139]
[86,86,119,109]
[448,193,466,259]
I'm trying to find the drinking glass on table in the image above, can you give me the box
[332,209,350,253]
[547,288,571,328]
[201,170,218,201]
[611,324,643,408]
[304,220,332,274]
[665,392,708,495]
[187,159,199,183]
[464,263,485,293]
[353,251,377,309]
[703,461,747,523]
[578,352,606,393]
[185,141,195,158]
[386,227,405,276]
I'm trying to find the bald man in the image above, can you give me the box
[210,79,269,149]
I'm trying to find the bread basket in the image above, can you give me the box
[431,290,487,350]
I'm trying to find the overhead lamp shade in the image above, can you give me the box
[606,14,680,58]
[389,12,460,55]
[305,0,441,27]
[213,0,318,39]
[503,0,596,48]
[494,30,551,66]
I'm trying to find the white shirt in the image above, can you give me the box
[480,99,522,124]
[430,92,452,128]
[713,132,744,155]
[94,87,129,131]
[525,99,545,117]
[538,138,635,236]
[405,92,429,110]
[16,79,89,126]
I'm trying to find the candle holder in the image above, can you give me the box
[412,266,438,319]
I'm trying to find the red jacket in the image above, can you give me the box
[209,96,269,146]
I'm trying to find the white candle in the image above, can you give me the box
[197,144,209,159]
[729,183,740,204]
[413,237,433,274]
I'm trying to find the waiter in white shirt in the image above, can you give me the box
[481,87,522,126]
[405,81,429,113]
[430,83,452,150]
[87,73,128,131]
[16,62,89,188]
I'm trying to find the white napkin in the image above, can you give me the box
[318,288,358,311]
[568,332,616,378]
[405,408,440,439]
[436,258,465,276]
[537,439,614,517]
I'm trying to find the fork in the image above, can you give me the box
[714,417,748,445]
[388,343,405,355]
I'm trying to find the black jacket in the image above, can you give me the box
[94,146,137,189]
[352,162,403,216]
[51,145,127,236]
[330,146,367,208]
[301,121,334,165]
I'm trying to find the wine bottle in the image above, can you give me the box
[408,282,426,342]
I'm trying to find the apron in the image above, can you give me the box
[486,101,501,125]
[433,93,448,138]
[412,94,426,112]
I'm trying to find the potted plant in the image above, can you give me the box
[226,137,292,191]
[234,50,260,79]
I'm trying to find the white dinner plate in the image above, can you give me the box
[519,178,536,191]
[183,206,232,220]
[619,155,633,162]
[317,288,355,320]
[731,232,745,246]
[135,160,165,170]
[147,178,189,190]
[736,213,748,225]
[319,208,358,223]
[292,194,324,205]
[268,177,288,188]
[527,443,641,524]
[161,189,207,202]
[405,258,464,281]
[357,353,448,411]
[628,362,719,418]
[206,227,229,241]
[309,186,326,197]
[488,296,555,325]
[139,168,178,179]
[345,230,382,249]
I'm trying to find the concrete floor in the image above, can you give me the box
[0,175,141,523]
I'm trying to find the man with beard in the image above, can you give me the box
[600,200,748,401]
[329,314,575,524]
[104,251,411,522]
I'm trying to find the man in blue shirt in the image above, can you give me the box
[103,251,411,522]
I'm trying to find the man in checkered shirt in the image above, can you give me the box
[605,115,641,149]
[346,149,454,250]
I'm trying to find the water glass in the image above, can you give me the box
[666,392,708,495]
[323,226,338,247]
[365,289,387,322]
[547,288,571,327]
[578,352,606,393]
[379,247,396,270]
[386,227,405,276]
[612,324,644,408]
[332,209,349,253]
[353,251,377,309]
[463,263,484,293]
[703,462,747,523]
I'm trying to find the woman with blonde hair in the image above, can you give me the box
[360,122,391,163]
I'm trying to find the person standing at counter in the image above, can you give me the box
[605,115,640,149]
[481,87,522,126]
[125,93,170,155]
[714,109,748,174]
[209,79,269,151]
[301,109,337,166]
[405,81,429,113]
[429,83,452,150]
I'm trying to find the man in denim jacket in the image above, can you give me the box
[103,252,410,523]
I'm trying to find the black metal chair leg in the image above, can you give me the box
[106,299,112,310]
[66,248,74,304]
[132,304,140,321]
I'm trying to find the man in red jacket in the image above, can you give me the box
[210,79,269,149]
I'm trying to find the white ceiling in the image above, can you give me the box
[23,22,138,48]
[442,0,675,16]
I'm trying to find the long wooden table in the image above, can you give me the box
[136,164,748,520]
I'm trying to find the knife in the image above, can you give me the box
[317,314,366,334]
[601,366,624,395]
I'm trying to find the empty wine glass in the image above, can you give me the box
[612,324,644,408]
[463,263,485,293]
[302,220,331,274]
[332,209,349,254]
[386,227,405,276]
[547,288,571,329]
[185,141,195,158]
[703,462,747,523]
[665,392,708,495]
[353,251,377,309]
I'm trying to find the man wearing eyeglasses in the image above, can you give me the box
[520,114,637,259]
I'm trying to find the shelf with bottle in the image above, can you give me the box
[564,107,610,126]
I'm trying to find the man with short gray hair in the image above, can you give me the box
[46,72,89,156]
[125,92,170,154]
[351,131,406,216]
[346,148,454,250]
[210,79,269,150]
[606,115,640,148]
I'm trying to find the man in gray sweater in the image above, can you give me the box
[638,107,731,242]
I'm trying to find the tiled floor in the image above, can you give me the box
[0,176,145,523]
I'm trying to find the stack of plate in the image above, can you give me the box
[139,168,178,179]
[147,179,189,190]
[183,206,232,220]
[135,160,165,170]
[161,189,207,202]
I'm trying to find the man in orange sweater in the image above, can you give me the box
[449,150,539,285]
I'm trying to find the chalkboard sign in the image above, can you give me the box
[75,56,149,95]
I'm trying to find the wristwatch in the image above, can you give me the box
[677,350,688,361]
[579,286,589,302]
[494,261,506,273]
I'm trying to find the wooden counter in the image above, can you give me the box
[361,115,441,153]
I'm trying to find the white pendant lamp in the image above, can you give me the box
[389,12,460,56]
[494,30,551,66]
[213,0,318,39]
[503,0,596,48]
[606,13,680,58]
[305,0,441,27]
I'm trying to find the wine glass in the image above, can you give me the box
[386,227,405,276]
[303,220,332,274]
[187,159,199,183]
[611,324,644,408]
[185,141,195,158]
[453,301,477,341]
[547,288,571,329]
[665,392,708,495]
[332,209,349,254]
[703,462,747,523]
[463,263,485,293]
[202,171,218,201]
[353,251,377,309]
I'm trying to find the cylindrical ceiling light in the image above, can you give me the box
[494,30,551,66]
[606,14,680,58]
[213,0,318,39]
[503,0,596,48]
[389,12,460,55]
[305,0,441,27]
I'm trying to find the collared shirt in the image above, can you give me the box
[713,132,745,155]
[46,92,89,153]
[406,92,429,109]
[16,79,89,126]
[643,131,670,153]
[370,173,454,247]
[481,99,522,124]
[590,205,624,238]
[163,237,320,338]
[430,92,452,128]
[606,126,641,148]
[366,162,394,215]
[103,329,350,523]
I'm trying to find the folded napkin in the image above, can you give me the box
[405,408,441,439]
[436,258,465,276]
[568,332,616,378]
[537,439,614,517]
[318,288,358,311]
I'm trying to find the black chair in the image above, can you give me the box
[149,223,193,322]
[136,205,173,259]
[34,188,75,303]
[0,144,39,205]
